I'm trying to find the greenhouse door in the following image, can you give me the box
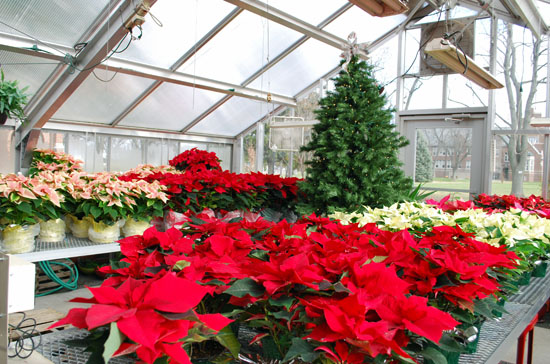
[400,109,489,200]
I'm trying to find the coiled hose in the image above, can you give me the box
[35,259,79,297]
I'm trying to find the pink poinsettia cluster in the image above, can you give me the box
[0,173,64,225]
[29,149,84,176]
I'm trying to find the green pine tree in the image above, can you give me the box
[415,132,434,183]
[297,56,412,215]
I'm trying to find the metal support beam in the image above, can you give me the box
[15,0,159,150]
[110,7,244,127]
[224,0,368,58]
[501,0,549,39]
[99,58,296,106]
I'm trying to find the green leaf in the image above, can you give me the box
[173,260,191,271]
[282,337,318,362]
[437,333,466,353]
[103,322,125,363]
[269,296,295,310]
[249,249,269,261]
[420,346,448,364]
[225,278,265,298]
[16,202,32,215]
[474,299,495,319]
[90,206,102,220]
[215,326,241,359]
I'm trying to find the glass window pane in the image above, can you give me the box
[118,83,225,131]
[207,143,232,171]
[164,140,180,165]
[87,134,108,173]
[180,142,204,153]
[248,39,341,96]
[491,134,543,196]
[0,53,58,98]
[0,0,109,45]
[110,137,143,172]
[0,128,15,174]
[415,128,472,201]
[178,12,303,85]
[117,0,236,68]
[189,97,279,136]
[36,131,66,152]
[402,76,443,110]
[242,130,256,173]
[146,139,162,166]
[67,133,87,167]
[53,71,156,124]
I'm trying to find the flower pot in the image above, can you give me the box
[67,215,91,239]
[0,112,7,125]
[517,271,532,286]
[532,261,548,278]
[88,220,121,244]
[38,218,66,242]
[122,218,152,237]
[0,224,36,254]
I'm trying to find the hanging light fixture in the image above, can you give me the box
[349,0,408,17]
[424,38,504,90]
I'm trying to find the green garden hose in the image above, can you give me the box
[35,259,79,297]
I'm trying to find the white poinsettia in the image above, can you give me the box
[331,202,550,253]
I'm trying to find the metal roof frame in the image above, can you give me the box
[182,2,354,134]
[0,0,545,155]
[15,0,159,151]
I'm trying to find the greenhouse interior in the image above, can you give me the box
[1,0,550,363]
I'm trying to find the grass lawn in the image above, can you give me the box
[417,179,542,199]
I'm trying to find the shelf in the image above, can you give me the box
[459,270,550,364]
[14,236,120,262]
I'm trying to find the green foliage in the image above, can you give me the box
[415,133,434,183]
[298,56,413,215]
[0,69,29,123]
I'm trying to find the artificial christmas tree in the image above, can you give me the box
[298,54,412,215]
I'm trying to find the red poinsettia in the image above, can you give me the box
[168,148,222,172]
[50,271,232,364]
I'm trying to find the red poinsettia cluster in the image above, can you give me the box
[474,193,550,217]
[426,195,475,212]
[57,211,518,363]
[51,270,232,363]
[119,169,300,213]
[168,148,222,173]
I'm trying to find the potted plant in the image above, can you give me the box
[0,69,29,125]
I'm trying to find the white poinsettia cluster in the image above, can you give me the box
[330,202,550,254]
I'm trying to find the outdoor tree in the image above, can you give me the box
[298,55,413,215]
[415,132,433,182]
[500,24,546,196]
[459,23,547,196]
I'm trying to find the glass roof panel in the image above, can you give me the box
[324,6,406,43]
[415,6,479,25]
[189,97,279,136]
[0,52,58,96]
[248,39,341,96]
[53,70,155,124]
[118,83,225,131]
[267,0,348,25]
[177,11,303,85]
[535,1,550,25]
[116,0,236,68]
[0,0,108,46]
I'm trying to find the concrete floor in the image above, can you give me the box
[7,286,550,364]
